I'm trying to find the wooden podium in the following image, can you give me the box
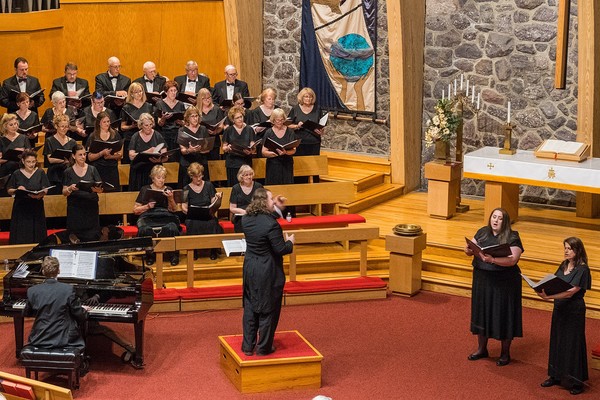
[385,233,427,296]
[424,161,462,219]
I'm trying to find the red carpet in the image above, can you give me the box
[1,292,599,399]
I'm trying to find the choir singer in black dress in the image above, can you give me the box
[464,207,524,366]
[222,106,256,187]
[15,93,40,146]
[241,188,294,356]
[128,113,168,191]
[86,111,123,191]
[6,149,51,244]
[261,108,297,185]
[43,114,77,195]
[178,106,210,187]
[229,165,262,233]
[538,237,591,395]
[63,144,103,242]
[120,83,153,164]
[0,113,31,180]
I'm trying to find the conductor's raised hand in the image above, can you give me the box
[285,233,295,244]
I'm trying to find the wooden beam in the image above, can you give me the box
[386,0,425,192]
[554,0,571,89]
[576,0,600,217]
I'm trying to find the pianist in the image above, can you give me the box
[23,256,87,351]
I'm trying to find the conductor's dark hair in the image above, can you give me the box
[245,188,271,216]
[14,57,28,68]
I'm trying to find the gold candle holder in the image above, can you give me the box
[499,122,516,155]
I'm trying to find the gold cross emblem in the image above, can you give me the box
[487,163,494,170]
[548,168,556,179]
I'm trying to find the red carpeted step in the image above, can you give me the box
[219,213,366,233]
[592,343,600,357]
[178,285,243,300]
[153,288,181,301]
[284,276,387,294]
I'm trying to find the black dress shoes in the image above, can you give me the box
[145,254,155,266]
[496,356,510,366]
[256,346,276,356]
[170,253,179,266]
[541,377,559,387]
[570,385,583,395]
[210,249,218,260]
[467,351,488,361]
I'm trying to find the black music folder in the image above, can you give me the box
[1,148,24,162]
[251,121,273,130]
[140,188,182,207]
[132,148,179,164]
[18,123,43,136]
[200,117,227,131]
[229,139,261,156]
[464,237,512,258]
[49,148,73,160]
[16,185,55,195]
[76,180,114,192]
[521,273,573,296]
[185,194,222,220]
[263,137,301,153]
[157,110,184,122]
[176,132,215,152]
[176,92,197,105]
[146,91,166,105]
[88,139,123,154]
[301,113,329,133]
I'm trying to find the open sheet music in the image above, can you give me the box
[222,239,246,256]
[51,249,98,280]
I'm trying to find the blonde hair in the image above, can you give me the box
[150,164,167,179]
[0,113,18,135]
[126,82,147,103]
[269,108,286,123]
[297,87,316,105]
[259,88,277,104]
[237,164,254,183]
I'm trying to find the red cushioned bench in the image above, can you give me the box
[0,229,67,245]
[219,213,366,233]
[120,224,187,238]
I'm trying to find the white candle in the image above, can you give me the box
[442,89,445,100]
[476,92,481,110]
[448,83,452,98]
[460,74,464,90]
[454,79,457,96]
[466,80,470,97]
[471,86,475,103]
[507,100,511,123]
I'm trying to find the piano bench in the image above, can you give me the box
[20,345,84,390]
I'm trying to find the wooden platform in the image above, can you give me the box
[219,330,323,393]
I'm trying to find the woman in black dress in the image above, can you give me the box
[198,88,226,163]
[40,91,78,138]
[128,113,168,191]
[0,113,31,180]
[43,114,77,195]
[539,237,591,395]
[80,91,117,144]
[464,208,524,366]
[63,144,103,242]
[261,108,297,185]
[133,165,180,266]
[288,87,324,183]
[181,163,223,260]
[86,111,122,191]
[229,165,262,233]
[241,188,294,356]
[248,88,276,157]
[222,106,256,187]
[155,80,185,153]
[120,83,153,165]
[14,93,40,147]
[178,106,211,187]
[6,149,51,244]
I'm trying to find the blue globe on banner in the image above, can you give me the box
[329,33,374,82]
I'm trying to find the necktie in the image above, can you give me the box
[145,79,154,84]
[226,82,235,87]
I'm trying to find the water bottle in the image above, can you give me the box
[3,259,9,271]
[286,212,292,222]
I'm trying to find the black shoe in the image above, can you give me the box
[541,377,559,387]
[243,350,253,356]
[496,356,510,366]
[256,346,276,356]
[170,254,179,266]
[145,254,155,266]
[194,250,200,260]
[467,351,488,361]
[570,385,583,395]
[210,249,218,260]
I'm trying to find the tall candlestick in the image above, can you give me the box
[460,74,464,90]
[507,100,511,123]
[476,92,481,110]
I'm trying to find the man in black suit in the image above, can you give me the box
[174,60,210,96]
[240,188,295,356]
[51,62,91,99]
[0,57,45,114]
[133,61,167,94]
[23,256,88,350]
[95,56,131,112]
[212,65,250,106]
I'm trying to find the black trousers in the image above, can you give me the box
[242,292,283,354]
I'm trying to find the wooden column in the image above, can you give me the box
[424,161,462,219]
[387,0,425,192]
[577,0,600,217]
[385,233,427,296]
[484,181,520,223]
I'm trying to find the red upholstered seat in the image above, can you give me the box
[0,232,9,244]
[284,276,387,294]
[219,214,366,233]
[178,285,243,300]
[592,343,600,357]
[120,224,187,238]
[153,288,181,301]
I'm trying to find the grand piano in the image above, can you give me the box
[0,237,154,369]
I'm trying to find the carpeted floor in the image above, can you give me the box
[1,291,599,399]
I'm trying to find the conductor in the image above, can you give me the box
[23,256,88,350]
[241,188,295,356]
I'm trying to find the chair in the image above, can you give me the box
[20,345,84,390]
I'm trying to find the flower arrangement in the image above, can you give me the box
[425,99,461,146]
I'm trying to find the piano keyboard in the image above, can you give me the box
[12,299,27,309]
[88,304,132,316]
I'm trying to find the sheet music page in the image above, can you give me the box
[52,249,98,279]
[52,249,77,277]
[222,239,246,256]
[319,113,328,126]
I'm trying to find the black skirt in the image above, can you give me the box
[470,266,523,340]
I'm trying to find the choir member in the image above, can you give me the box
[80,91,117,144]
[14,93,40,146]
[132,61,167,95]
[50,62,91,102]
[43,114,77,195]
[86,111,123,191]
[212,65,250,106]
[120,83,153,164]
[40,91,77,137]
[261,108,296,185]
[198,88,225,162]
[229,165,262,233]
[0,57,45,114]
[155,80,185,153]
[0,113,31,179]
[128,113,168,191]
[94,56,131,113]
[174,60,210,97]
[178,106,210,187]
[222,106,256,186]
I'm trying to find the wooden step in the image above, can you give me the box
[322,150,391,174]
[338,183,405,214]
[321,167,386,192]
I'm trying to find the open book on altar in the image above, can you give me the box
[534,139,590,162]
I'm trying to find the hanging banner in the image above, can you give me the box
[300,0,377,113]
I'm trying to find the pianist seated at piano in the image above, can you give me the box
[23,256,88,351]
[63,144,103,243]
[133,164,181,266]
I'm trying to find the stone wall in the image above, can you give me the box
[423,0,578,206]
[263,0,391,155]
